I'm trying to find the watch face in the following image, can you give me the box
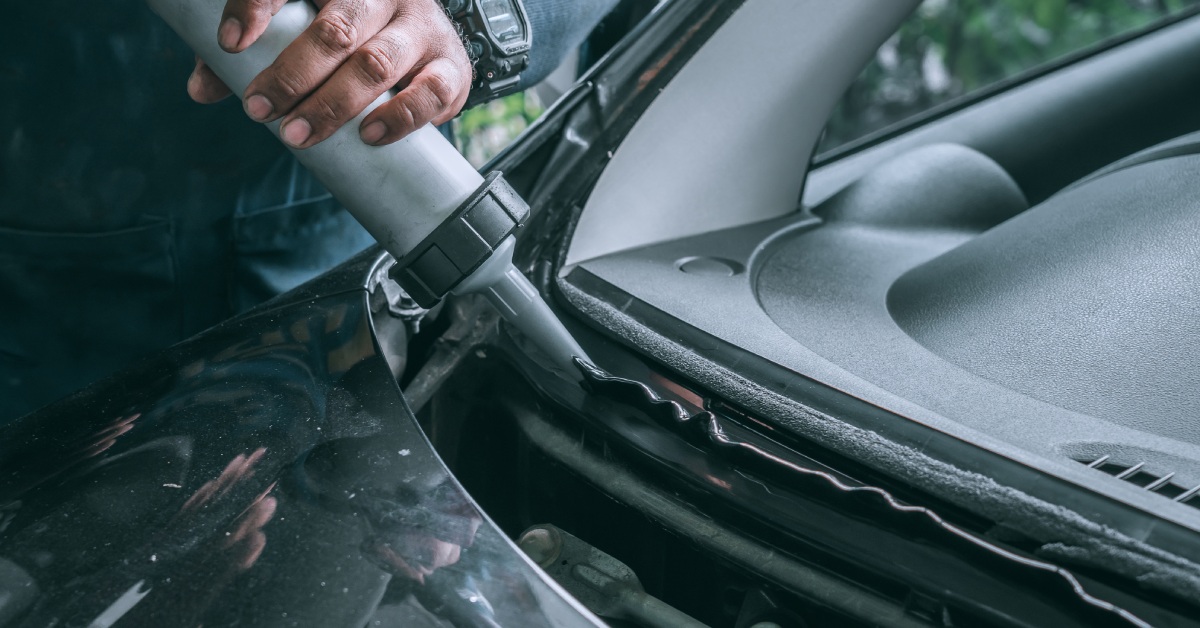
[479,0,525,45]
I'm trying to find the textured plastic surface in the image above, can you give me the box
[891,138,1200,445]
[567,0,919,264]
[572,142,1200,533]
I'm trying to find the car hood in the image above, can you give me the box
[0,252,597,627]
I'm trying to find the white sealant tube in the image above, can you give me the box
[147,0,590,376]
[145,0,483,257]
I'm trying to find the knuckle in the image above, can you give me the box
[447,42,471,71]
[270,68,306,101]
[309,97,343,125]
[390,100,418,132]
[312,12,358,54]
[421,73,457,112]
[355,44,398,85]
[228,0,263,21]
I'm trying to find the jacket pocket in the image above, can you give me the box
[230,157,374,313]
[0,218,180,422]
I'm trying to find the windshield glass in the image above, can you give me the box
[819,0,1200,154]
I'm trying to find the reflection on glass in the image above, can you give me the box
[820,0,1200,153]
[480,0,525,44]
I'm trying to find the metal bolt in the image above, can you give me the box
[517,525,562,568]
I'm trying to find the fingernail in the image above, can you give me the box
[244,94,273,121]
[218,18,244,51]
[281,118,312,147]
[186,70,201,99]
[360,121,387,145]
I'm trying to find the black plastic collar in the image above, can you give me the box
[389,172,529,307]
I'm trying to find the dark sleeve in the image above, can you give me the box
[522,0,621,87]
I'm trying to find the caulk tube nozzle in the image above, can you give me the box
[455,238,590,377]
[145,0,483,258]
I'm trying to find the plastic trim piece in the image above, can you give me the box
[557,267,1200,592]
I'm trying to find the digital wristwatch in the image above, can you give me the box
[442,0,533,108]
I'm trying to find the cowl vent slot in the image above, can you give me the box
[1077,455,1200,507]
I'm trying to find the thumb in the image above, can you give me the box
[188,57,233,104]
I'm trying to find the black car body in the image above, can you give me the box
[5,1,1200,626]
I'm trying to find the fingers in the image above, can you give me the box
[82,438,118,459]
[94,414,138,441]
[187,59,232,104]
[235,529,267,571]
[234,0,470,148]
[72,413,141,460]
[242,0,394,127]
[368,540,426,583]
[226,495,276,571]
[218,0,289,53]
[180,448,268,511]
[217,453,251,483]
[426,541,461,570]
[214,447,265,499]
[181,478,220,512]
[209,0,472,148]
[278,28,422,148]
[228,494,278,544]
[109,412,142,428]
[244,446,268,468]
[359,57,469,146]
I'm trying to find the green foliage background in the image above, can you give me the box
[453,1,1199,164]
[453,92,545,168]
[819,0,1200,152]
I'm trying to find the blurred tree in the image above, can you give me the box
[453,92,546,168]
[819,0,1200,153]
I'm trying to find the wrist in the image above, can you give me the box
[441,0,532,108]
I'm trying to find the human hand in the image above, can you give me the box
[221,486,278,571]
[77,412,140,459]
[174,448,278,570]
[179,447,268,513]
[366,534,464,584]
[187,0,472,149]
[117,462,277,627]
